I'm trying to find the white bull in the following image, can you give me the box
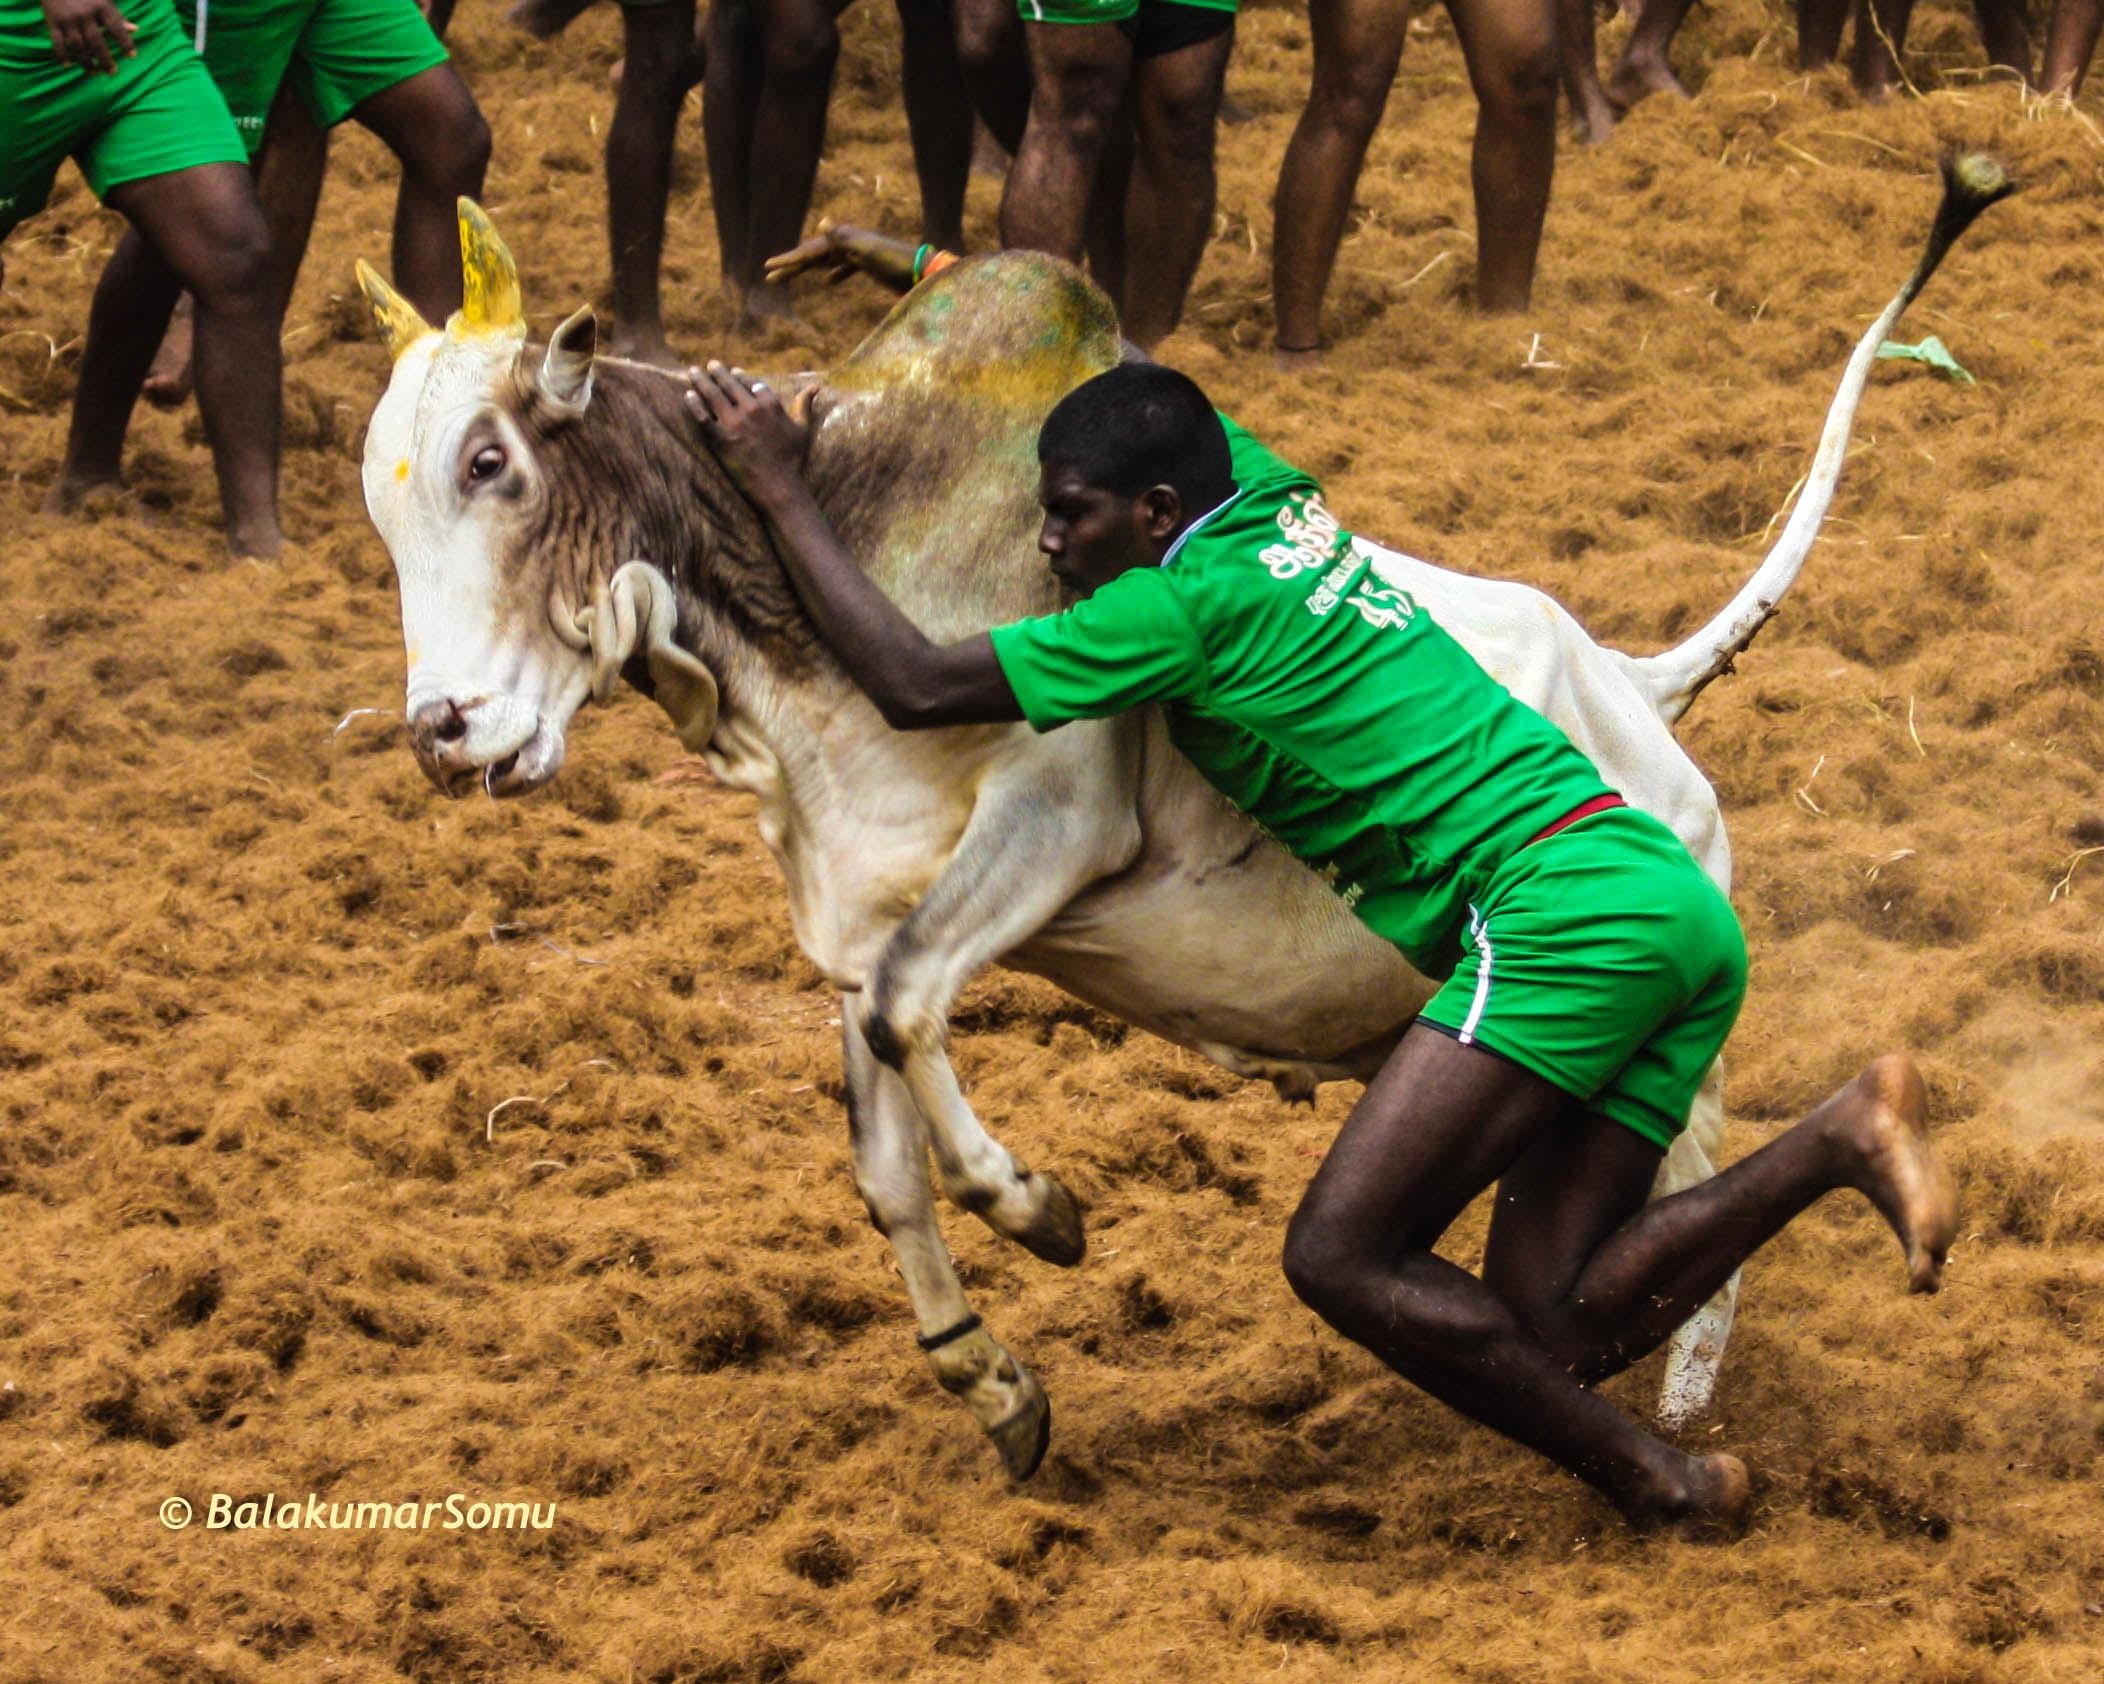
[354,159,2006,1479]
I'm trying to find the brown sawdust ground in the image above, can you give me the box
[3,2,2103,1679]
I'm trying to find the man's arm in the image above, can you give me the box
[686,361,1025,731]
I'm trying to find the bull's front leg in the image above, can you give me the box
[842,1014,1051,1478]
[861,738,1143,1268]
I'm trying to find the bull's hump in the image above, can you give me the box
[827,253,1122,413]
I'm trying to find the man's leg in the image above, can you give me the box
[346,65,492,320]
[1001,18,1132,259]
[1557,0,1617,145]
[1445,0,1557,313]
[1972,0,2032,78]
[1270,0,1406,361]
[1851,0,1918,97]
[143,85,331,411]
[2040,0,2102,93]
[703,0,842,325]
[1480,1055,1954,1384]
[72,165,282,557]
[1604,0,1695,109]
[898,0,972,249]
[50,227,183,503]
[1282,1026,1750,1530]
[1118,10,1231,349]
[1798,0,1850,69]
[509,0,598,36]
[607,0,700,364]
[956,0,1031,152]
[1285,1028,1953,1527]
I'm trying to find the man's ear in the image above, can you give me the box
[1140,484,1184,541]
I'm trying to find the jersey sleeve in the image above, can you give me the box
[987,568,1208,732]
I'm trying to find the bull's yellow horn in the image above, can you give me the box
[354,259,433,361]
[456,198,524,337]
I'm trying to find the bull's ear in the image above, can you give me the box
[354,260,432,361]
[456,198,525,338]
[541,305,597,414]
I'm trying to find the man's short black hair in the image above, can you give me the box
[1038,364,1236,506]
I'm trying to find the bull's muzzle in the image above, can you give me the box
[406,691,561,799]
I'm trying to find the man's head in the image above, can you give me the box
[1035,365,1237,596]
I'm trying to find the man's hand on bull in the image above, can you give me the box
[685,362,1021,731]
[685,361,811,508]
[764,222,927,296]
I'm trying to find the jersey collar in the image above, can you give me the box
[1159,485,1242,567]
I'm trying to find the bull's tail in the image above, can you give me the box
[1636,153,2015,726]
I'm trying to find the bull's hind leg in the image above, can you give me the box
[1652,1062,1737,1428]
[842,1015,1050,1478]
[863,738,1142,1266]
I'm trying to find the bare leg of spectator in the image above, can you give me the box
[1558,0,1618,144]
[1121,23,1233,350]
[1270,0,1407,362]
[1605,0,1695,107]
[2039,0,2100,91]
[56,165,283,558]
[898,0,972,249]
[1448,0,1559,313]
[607,0,701,364]
[1002,19,1132,259]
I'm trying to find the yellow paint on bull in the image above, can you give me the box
[354,259,433,362]
[455,199,524,338]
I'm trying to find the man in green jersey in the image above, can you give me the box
[682,358,1958,1534]
[3,0,283,554]
[51,0,488,519]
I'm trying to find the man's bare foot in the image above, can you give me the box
[1626,1453,1751,1538]
[507,0,594,40]
[226,518,285,561]
[1606,47,1688,109]
[143,294,195,410]
[42,469,125,515]
[1832,1054,1957,1292]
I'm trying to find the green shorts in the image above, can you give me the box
[0,0,247,237]
[1018,0,1236,26]
[1418,806,1747,1151]
[177,0,448,157]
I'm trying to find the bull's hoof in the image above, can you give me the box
[989,1367,1051,1480]
[1015,1172,1086,1268]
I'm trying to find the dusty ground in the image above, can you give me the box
[3,2,2103,1679]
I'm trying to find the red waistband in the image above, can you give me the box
[1524,792,1627,849]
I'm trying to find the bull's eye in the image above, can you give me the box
[467,445,507,484]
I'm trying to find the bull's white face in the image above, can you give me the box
[356,208,725,798]
[362,327,596,799]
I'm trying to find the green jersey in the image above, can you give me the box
[988,417,1618,979]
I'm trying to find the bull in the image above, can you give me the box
[352,156,2007,1479]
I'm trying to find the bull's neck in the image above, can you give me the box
[557,363,821,680]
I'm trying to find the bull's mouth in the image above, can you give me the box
[415,725,565,801]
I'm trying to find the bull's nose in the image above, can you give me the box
[408,697,470,758]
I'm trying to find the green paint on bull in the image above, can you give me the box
[807,253,1125,637]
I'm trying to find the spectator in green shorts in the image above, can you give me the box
[54,0,487,503]
[1002,0,1236,350]
[4,0,283,555]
